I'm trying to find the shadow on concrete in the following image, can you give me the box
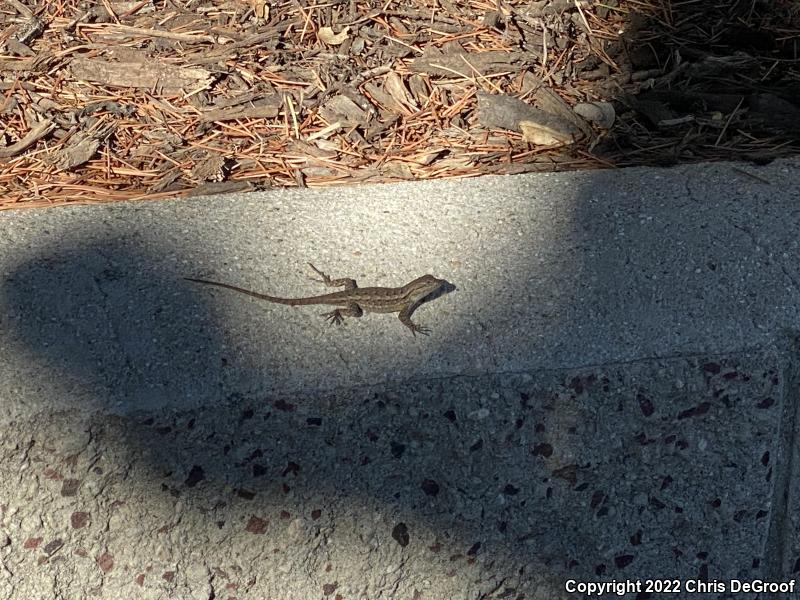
[4,6,800,595]
[4,156,798,595]
[3,237,233,411]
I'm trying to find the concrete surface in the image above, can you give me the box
[1,158,800,598]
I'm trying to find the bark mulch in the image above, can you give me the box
[1,0,798,209]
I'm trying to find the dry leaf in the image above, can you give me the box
[318,26,350,46]
[384,73,417,111]
[573,102,615,129]
[519,120,578,145]
[252,0,269,19]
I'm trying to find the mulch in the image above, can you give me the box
[1,0,798,209]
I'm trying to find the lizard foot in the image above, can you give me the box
[409,323,430,337]
[307,263,333,285]
[321,310,345,326]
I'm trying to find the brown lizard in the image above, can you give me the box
[185,263,452,336]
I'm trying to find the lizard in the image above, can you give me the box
[185,263,451,336]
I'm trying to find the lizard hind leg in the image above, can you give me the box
[321,303,363,326]
[307,263,358,290]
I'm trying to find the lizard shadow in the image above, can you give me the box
[422,279,457,301]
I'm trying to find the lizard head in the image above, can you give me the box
[406,274,455,305]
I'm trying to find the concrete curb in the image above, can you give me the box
[1,158,799,597]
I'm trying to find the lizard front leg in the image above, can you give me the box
[308,263,357,290]
[398,305,430,336]
[321,302,363,326]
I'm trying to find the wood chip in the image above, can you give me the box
[410,47,531,77]
[476,91,581,144]
[191,151,228,182]
[1,0,796,207]
[69,58,214,94]
[319,95,371,126]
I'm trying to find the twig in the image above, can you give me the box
[0,119,55,158]
[714,96,744,147]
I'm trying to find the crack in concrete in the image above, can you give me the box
[764,331,800,590]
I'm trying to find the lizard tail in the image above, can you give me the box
[184,277,299,305]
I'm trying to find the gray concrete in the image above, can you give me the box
[1,158,799,598]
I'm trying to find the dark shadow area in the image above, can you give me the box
[594,0,800,166]
[3,237,237,410]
